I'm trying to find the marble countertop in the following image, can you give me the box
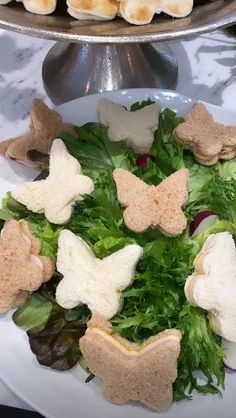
[0,28,236,138]
[0,26,235,414]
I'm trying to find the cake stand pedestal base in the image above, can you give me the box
[42,42,178,105]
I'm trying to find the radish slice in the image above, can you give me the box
[190,211,219,238]
[136,154,155,169]
[222,338,236,370]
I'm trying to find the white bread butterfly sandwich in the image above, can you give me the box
[185,232,236,342]
[98,99,160,153]
[67,0,119,21]
[80,314,182,411]
[113,167,189,235]
[11,138,94,225]
[55,230,143,319]
[0,0,57,14]
[0,0,194,22]
[118,0,194,25]
[66,0,193,23]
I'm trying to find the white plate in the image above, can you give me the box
[0,89,236,418]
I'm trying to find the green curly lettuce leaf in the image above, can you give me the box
[28,220,62,261]
[130,98,155,111]
[151,109,185,176]
[93,236,136,258]
[191,220,236,257]
[175,304,225,400]
[186,157,236,222]
[59,123,135,173]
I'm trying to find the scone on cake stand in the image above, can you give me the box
[0,1,235,104]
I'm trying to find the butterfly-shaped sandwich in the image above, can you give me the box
[113,167,189,236]
[185,232,236,342]
[0,1,57,15]
[56,230,143,319]
[0,220,54,313]
[98,99,160,153]
[11,139,94,225]
[67,0,118,20]
[0,98,73,168]
[119,0,194,25]
[80,314,182,411]
[175,102,236,165]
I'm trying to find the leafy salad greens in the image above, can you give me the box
[1,100,235,401]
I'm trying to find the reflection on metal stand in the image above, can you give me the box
[42,42,178,105]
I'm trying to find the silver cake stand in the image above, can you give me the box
[0,1,236,104]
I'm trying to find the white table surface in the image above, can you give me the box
[0,25,235,414]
